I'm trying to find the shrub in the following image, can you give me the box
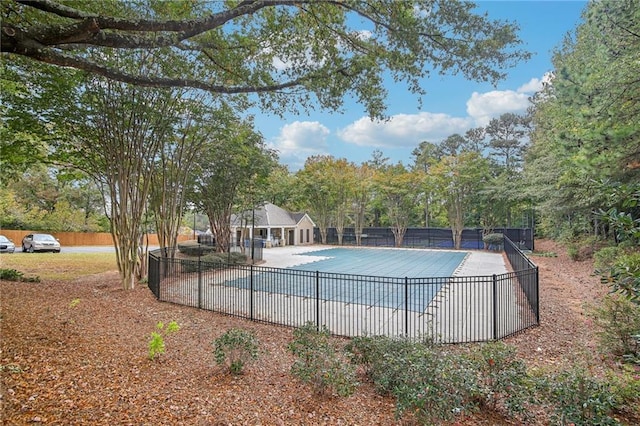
[590,295,640,361]
[181,252,248,273]
[536,367,622,426]
[288,322,357,397]
[213,328,259,375]
[346,334,437,395]
[468,341,533,418]
[601,252,640,304]
[482,233,504,250]
[566,244,580,261]
[347,335,478,423]
[594,246,626,272]
[148,320,180,361]
[177,240,217,256]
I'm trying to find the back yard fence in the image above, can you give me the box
[148,235,538,343]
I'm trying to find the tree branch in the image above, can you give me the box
[19,43,319,94]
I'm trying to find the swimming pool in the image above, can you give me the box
[226,247,468,312]
[288,247,467,277]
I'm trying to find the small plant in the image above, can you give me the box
[213,328,259,375]
[288,322,357,397]
[566,244,580,261]
[148,320,180,360]
[0,268,24,281]
[69,298,81,308]
[0,268,40,282]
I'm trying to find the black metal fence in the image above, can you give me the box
[148,236,538,343]
[317,227,534,251]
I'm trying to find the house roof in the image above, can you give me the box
[231,202,314,228]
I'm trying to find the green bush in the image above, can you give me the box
[601,252,640,304]
[213,328,259,375]
[347,335,478,423]
[148,320,180,361]
[177,240,217,256]
[594,246,626,272]
[181,252,248,272]
[482,233,504,250]
[468,342,533,418]
[288,322,358,397]
[590,295,640,362]
[346,335,437,395]
[535,367,622,426]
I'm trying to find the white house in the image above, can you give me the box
[230,202,316,247]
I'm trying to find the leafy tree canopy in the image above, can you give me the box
[1,0,530,119]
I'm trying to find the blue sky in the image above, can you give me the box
[253,1,587,171]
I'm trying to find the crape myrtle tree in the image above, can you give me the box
[148,96,224,259]
[2,0,531,289]
[375,162,423,247]
[431,150,491,249]
[70,74,187,290]
[296,155,339,245]
[192,117,277,253]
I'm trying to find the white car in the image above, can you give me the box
[22,233,61,253]
[0,235,16,253]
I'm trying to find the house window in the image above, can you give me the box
[306,229,310,243]
[300,229,303,244]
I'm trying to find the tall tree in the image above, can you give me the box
[352,163,375,246]
[1,0,530,120]
[526,0,640,238]
[331,159,357,246]
[485,113,530,171]
[296,155,339,244]
[411,141,443,227]
[431,151,491,249]
[148,97,222,257]
[375,163,422,247]
[62,73,183,290]
[192,119,277,253]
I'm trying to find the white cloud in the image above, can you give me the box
[268,121,331,166]
[517,78,542,93]
[337,112,472,148]
[466,90,531,126]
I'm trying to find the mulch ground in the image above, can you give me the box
[0,239,635,425]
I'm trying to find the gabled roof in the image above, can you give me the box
[231,202,312,227]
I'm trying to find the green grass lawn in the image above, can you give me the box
[0,252,117,282]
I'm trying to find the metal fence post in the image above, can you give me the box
[315,270,320,331]
[405,277,409,337]
[250,264,254,321]
[535,266,540,324]
[198,256,202,309]
[492,274,497,340]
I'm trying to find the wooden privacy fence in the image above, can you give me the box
[0,230,190,247]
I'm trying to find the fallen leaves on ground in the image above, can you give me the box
[0,240,624,425]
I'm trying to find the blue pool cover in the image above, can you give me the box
[227,248,468,312]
